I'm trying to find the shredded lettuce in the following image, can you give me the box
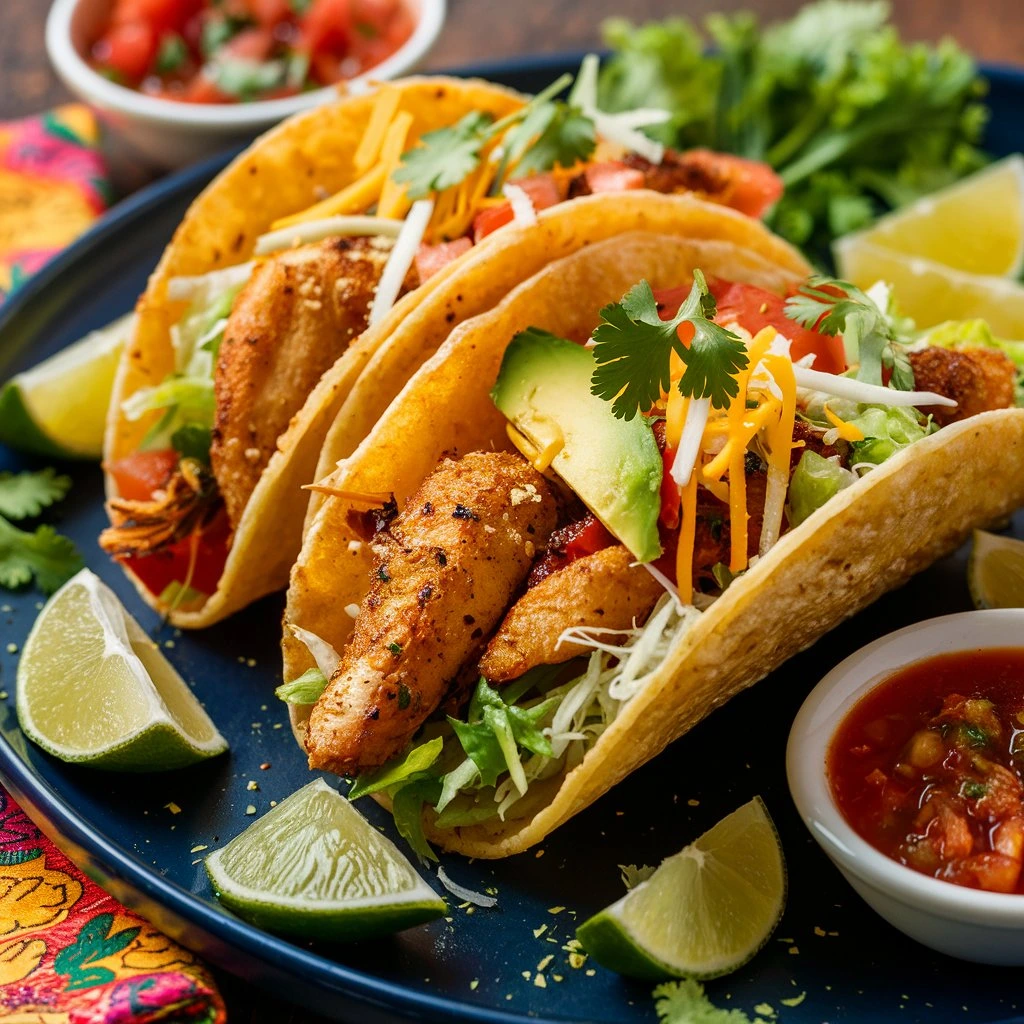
[348,735,444,800]
[786,449,855,527]
[920,319,1024,406]
[274,668,328,706]
[848,404,935,465]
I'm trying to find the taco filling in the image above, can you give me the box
[283,270,1023,858]
[100,63,784,611]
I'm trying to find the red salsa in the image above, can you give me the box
[90,0,415,103]
[829,649,1024,894]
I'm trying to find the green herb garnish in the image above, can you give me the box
[155,34,188,74]
[0,469,71,520]
[275,668,328,706]
[590,271,749,420]
[0,520,83,594]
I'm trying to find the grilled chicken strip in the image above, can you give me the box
[480,544,665,683]
[908,346,1016,426]
[306,451,558,775]
[211,235,401,528]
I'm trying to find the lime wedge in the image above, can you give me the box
[839,156,1024,278]
[16,568,227,770]
[205,779,446,941]
[0,313,133,459]
[969,530,1024,609]
[576,797,786,980]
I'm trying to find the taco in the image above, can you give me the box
[279,223,1024,860]
[100,63,789,628]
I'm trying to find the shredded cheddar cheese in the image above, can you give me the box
[823,403,865,441]
[271,164,386,229]
[354,86,402,173]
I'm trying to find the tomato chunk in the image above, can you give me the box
[93,22,159,82]
[300,0,352,54]
[472,175,562,242]
[684,149,784,219]
[107,449,180,502]
[415,237,472,283]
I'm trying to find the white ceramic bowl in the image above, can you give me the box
[46,0,446,170]
[787,610,1024,964]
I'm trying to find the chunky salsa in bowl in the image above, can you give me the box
[787,610,1024,965]
[88,0,416,103]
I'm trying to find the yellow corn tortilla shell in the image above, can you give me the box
[104,76,524,628]
[286,228,1024,858]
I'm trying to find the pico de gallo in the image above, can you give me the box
[830,649,1024,894]
[89,0,416,102]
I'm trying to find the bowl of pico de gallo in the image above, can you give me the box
[46,0,446,169]
[787,609,1024,964]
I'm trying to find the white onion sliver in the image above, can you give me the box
[592,111,664,164]
[368,199,433,328]
[670,396,711,487]
[640,562,684,610]
[167,262,254,303]
[288,624,341,679]
[793,366,957,408]
[502,183,537,228]
[437,865,497,908]
[607,108,672,129]
[254,216,404,256]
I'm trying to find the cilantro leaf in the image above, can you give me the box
[0,518,83,594]
[392,112,495,200]
[0,469,72,520]
[654,978,772,1024]
[620,863,656,890]
[784,275,915,388]
[590,273,748,420]
[511,102,596,178]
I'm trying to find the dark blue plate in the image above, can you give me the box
[2,56,1024,1024]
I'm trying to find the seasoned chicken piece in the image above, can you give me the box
[909,346,1016,426]
[211,235,400,528]
[480,545,664,683]
[306,451,558,775]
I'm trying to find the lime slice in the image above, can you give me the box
[16,568,227,770]
[205,779,446,941]
[0,313,133,459]
[969,530,1024,609]
[834,237,1024,336]
[576,797,786,980]
[839,156,1024,278]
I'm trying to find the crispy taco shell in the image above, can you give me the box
[104,77,525,628]
[285,226,1024,858]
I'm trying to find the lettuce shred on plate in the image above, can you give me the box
[596,0,988,256]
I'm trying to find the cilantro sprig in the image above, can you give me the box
[0,469,83,594]
[392,73,579,200]
[784,275,914,389]
[590,272,749,420]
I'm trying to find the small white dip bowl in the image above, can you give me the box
[787,609,1024,964]
[46,0,447,169]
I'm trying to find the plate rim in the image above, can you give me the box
[1,52,1023,1024]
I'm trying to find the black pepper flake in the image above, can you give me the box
[418,584,433,606]
[398,684,411,710]
[435,549,447,566]
[377,567,391,582]
[388,641,402,656]
[453,504,479,521]
[421,501,434,515]
[367,707,380,720]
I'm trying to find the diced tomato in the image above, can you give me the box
[300,0,352,54]
[415,237,472,283]
[220,26,276,61]
[245,0,293,28]
[92,21,160,82]
[584,161,646,194]
[659,446,682,530]
[352,0,399,31]
[107,449,180,502]
[472,175,562,242]
[711,280,847,374]
[111,0,202,34]
[181,74,233,103]
[684,149,783,219]
[118,510,230,598]
[562,517,615,563]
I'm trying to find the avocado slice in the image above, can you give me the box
[491,328,663,563]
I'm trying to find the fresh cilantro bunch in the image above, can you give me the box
[597,0,988,259]
[785,276,914,387]
[0,469,83,594]
[590,272,749,420]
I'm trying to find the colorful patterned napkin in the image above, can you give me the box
[0,106,226,1024]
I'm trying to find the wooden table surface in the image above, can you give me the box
[5,0,1024,120]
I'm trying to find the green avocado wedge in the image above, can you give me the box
[491,328,663,562]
